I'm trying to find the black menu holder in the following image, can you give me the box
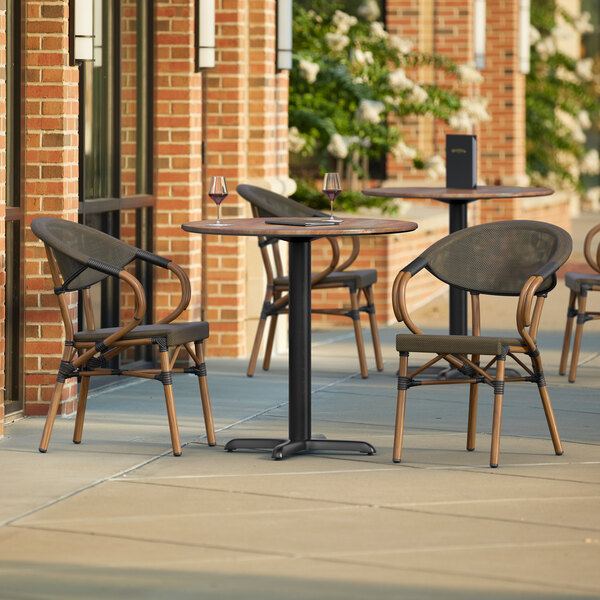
[446,134,477,189]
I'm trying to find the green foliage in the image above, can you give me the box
[526,1,600,191]
[289,0,466,211]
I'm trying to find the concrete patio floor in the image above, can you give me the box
[2,220,600,598]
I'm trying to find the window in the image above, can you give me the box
[5,0,24,415]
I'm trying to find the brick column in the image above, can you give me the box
[478,0,527,221]
[386,0,477,182]
[154,0,203,323]
[23,0,79,416]
[0,0,6,434]
[202,0,250,357]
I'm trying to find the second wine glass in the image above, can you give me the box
[322,172,343,223]
[208,176,231,227]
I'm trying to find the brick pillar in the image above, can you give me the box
[24,0,80,416]
[0,0,6,435]
[154,0,203,323]
[202,0,250,357]
[386,0,477,182]
[478,0,527,221]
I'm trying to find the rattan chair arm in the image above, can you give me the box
[335,237,360,272]
[73,269,147,368]
[516,275,543,352]
[311,237,340,286]
[584,224,600,274]
[156,262,192,324]
[392,270,423,334]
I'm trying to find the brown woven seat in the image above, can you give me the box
[30,216,215,456]
[564,272,600,293]
[237,184,383,379]
[559,224,600,382]
[396,334,524,355]
[392,220,572,468]
[74,322,210,347]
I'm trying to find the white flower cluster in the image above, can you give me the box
[424,155,446,180]
[350,48,374,65]
[574,12,594,34]
[535,36,556,60]
[332,10,357,34]
[584,187,600,210]
[580,149,600,175]
[555,65,579,84]
[530,25,542,45]
[325,32,350,52]
[288,127,306,154]
[306,9,322,23]
[370,21,388,40]
[555,108,587,144]
[578,110,592,130]
[407,85,428,105]
[391,140,417,161]
[357,0,380,22]
[388,68,414,92]
[327,133,349,159]
[389,34,413,54]
[355,99,385,124]
[298,59,320,84]
[448,96,491,132]
[575,57,594,82]
[456,63,484,84]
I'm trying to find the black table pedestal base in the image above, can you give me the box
[225,437,376,460]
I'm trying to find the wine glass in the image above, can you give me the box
[322,172,342,222]
[208,176,231,227]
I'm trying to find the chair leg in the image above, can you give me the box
[467,355,480,451]
[393,352,409,463]
[489,356,506,468]
[247,288,276,377]
[559,290,577,376]
[350,289,369,378]
[247,316,267,377]
[73,375,90,444]
[364,286,383,372]
[532,356,564,456]
[262,313,279,372]
[467,384,478,451]
[195,341,216,446]
[39,381,65,453]
[568,293,587,383]
[159,348,182,456]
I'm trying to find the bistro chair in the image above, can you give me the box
[391,220,572,467]
[237,184,383,379]
[31,217,215,456]
[559,224,600,383]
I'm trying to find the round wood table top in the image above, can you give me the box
[363,185,554,201]
[182,217,418,238]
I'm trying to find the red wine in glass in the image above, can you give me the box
[322,173,342,222]
[208,193,227,205]
[208,176,230,226]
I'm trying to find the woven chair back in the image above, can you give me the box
[423,220,572,296]
[237,184,326,218]
[31,217,137,291]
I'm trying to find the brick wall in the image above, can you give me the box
[23,0,79,416]
[154,0,203,330]
[0,0,6,435]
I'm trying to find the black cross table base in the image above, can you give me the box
[224,238,376,460]
[224,437,376,460]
